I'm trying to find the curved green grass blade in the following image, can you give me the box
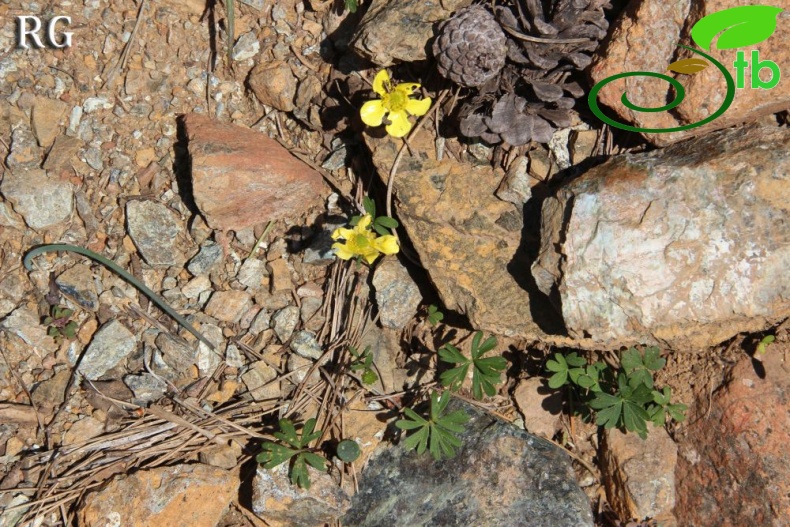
[24,244,215,350]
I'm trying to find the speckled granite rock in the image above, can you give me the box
[532,125,790,350]
[343,399,593,527]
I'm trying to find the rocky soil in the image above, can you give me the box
[0,0,788,526]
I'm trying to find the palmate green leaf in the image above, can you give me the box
[290,455,311,489]
[642,347,665,371]
[302,451,328,472]
[274,419,299,447]
[691,5,782,51]
[432,390,451,417]
[439,344,470,391]
[395,407,428,430]
[547,369,568,389]
[595,401,622,430]
[361,369,379,385]
[622,347,664,390]
[345,0,358,13]
[622,400,650,437]
[397,391,468,460]
[438,344,467,364]
[436,410,469,433]
[546,354,567,373]
[440,365,469,392]
[427,304,444,326]
[667,403,688,423]
[299,418,321,447]
[256,442,299,469]
[471,331,498,358]
[403,424,429,454]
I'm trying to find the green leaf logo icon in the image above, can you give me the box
[691,5,783,51]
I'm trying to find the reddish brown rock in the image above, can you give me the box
[674,344,790,526]
[602,427,678,525]
[590,0,790,146]
[79,463,237,527]
[183,114,325,232]
[247,61,297,112]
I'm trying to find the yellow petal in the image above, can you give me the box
[357,214,373,230]
[405,96,431,117]
[363,250,381,265]
[332,242,354,260]
[385,110,412,138]
[373,235,399,255]
[394,82,421,94]
[372,69,390,96]
[360,100,386,127]
[331,227,354,241]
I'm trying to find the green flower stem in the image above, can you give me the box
[24,244,214,350]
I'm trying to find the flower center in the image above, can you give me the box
[384,89,407,112]
[351,232,371,250]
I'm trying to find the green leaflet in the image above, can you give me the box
[691,5,782,51]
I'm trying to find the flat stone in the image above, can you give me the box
[271,306,299,343]
[287,353,320,385]
[601,427,678,525]
[79,320,137,380]
[126,200,190,267]
[352,0,474,66]
[232,31,260,61]
[1,306,59,356]
[237,258,267,289]
[204,290,252,324]
[187,242,223,276]
[371,258,422,330]
[343,399,593,526]
[181,275,212,299]
[32,97,68,147]
[249,309,271,335]
[367,133,556,339]
[569,130,598,166]
[252,464,350,525]
[241,361,279,401]
[589,0,790,146]
[82,96,113,113]
[300,297,323,326]
[247,60,296,112]
[496,155,531,206]
[31,369,72,410]
[6,124,41,168]
[183,113,324,232]
[124,373,168,403]
[79,464,236,527]
[199,440,242,470]
[267,258,292,292]
[56,264,99,311]
[532,125,790,349]
[63,415,105,445]
[0,168,74,230]
[43,135,83,173]
[289,330,323,360]
[513,377,563,439]
[675,347,790,526]
[155,325,223,378]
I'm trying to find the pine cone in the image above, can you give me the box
[432,5,507,89]
[438,0,611,146]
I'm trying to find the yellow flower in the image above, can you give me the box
[331,214,399,264]
[360,70,432,138]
